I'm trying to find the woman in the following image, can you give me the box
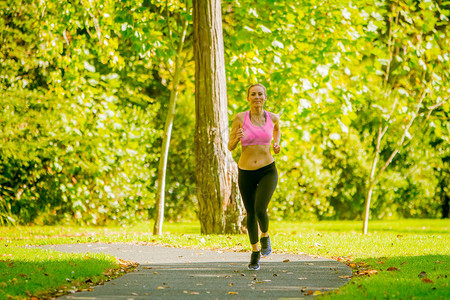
[228,83,281,271]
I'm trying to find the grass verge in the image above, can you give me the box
[0,219,448,299]
[0,243,136,299]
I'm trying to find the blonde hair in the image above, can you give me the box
[247,83,267,97]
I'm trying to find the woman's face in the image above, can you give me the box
[247,86,266,108]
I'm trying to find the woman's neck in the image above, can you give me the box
[250,107,264,117]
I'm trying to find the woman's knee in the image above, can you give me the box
[255,208,268,221]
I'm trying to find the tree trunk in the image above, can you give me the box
[153,17,189,236]
[363,122,384,234]
[193,0,244,234]
[153,82,178,236]
[362,92,427,234]
[440,171,450,219]
[363,183,374,235]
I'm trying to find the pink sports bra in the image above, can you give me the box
[241,111,274,146]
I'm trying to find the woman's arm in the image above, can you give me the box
[228,114,244,151]
[272,113,281,154]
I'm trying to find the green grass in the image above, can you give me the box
[1,219,449,299]
[0,247,125,299]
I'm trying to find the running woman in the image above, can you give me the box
[228,83,281,270]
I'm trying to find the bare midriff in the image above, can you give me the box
[238,144,274,170]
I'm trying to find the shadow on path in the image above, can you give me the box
[41,243,352,299]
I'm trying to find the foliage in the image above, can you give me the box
[0,0,163,224]
[223,0,450,221]
[0,0,449,225]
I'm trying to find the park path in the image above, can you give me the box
[41,243,352,300]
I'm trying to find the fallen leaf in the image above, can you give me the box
[422,278,434,284]
[313,291,323,295]
[418,271,427,278]
[273,273,278,277]
[387,267,399,271]
[357,269,378,276]
[397,235,403,238]
[190,291,200,295]
[339,275,352,279]
[229,283,233,286]
[18,274,27,278]
[283,259,290,263]
[305,290,314,296]
[157,286,165,290]
[143,267,153,269]
[228,291,238,295]
[131,292,138,296]
[349,263,357,269]
[400,261,407,265]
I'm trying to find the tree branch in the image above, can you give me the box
[80,0,102,41]
[428,97,449,111]
[374,89,428,183]
[383,8,400,88]
[166,0,174,49]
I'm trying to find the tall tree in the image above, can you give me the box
[360,1,450,234]
[193,0,244,234]
[153,1,191,235]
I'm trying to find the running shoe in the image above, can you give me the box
[260,236,272,256]
[248,251,261,270]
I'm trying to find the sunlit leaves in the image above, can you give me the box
[1,0,449,224]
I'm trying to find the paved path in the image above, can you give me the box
[41,243,352,300]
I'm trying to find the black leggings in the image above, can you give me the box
[238,161,278,245]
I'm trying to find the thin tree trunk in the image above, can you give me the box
[153,82,177,235]
[363,183,374,235]
[193,0,244,234]
[362,91,427,234]
[153,17,189,236]
[363,122,384,234]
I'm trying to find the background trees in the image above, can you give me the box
[1,0,449,227]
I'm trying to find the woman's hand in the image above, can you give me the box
[228,115,244,151]
[235,127,244,142]
[273,142,280,154]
